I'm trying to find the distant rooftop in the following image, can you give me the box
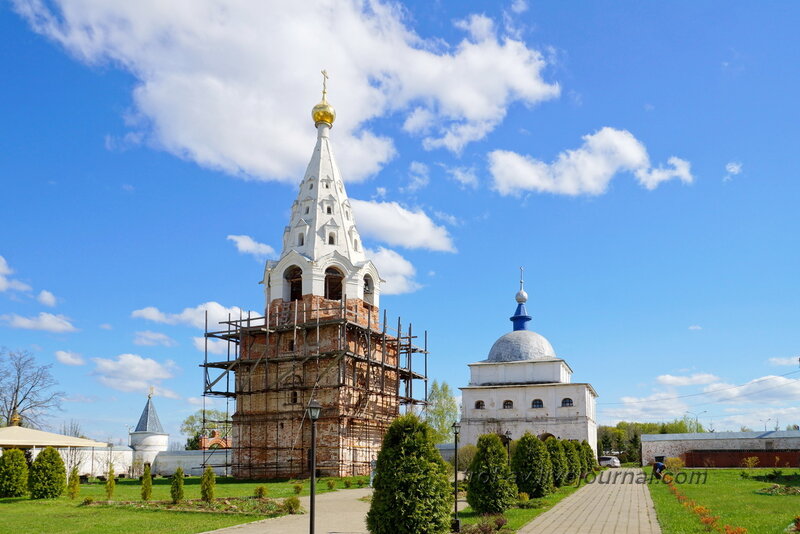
[642,430,800,442]
[133,395,165,434]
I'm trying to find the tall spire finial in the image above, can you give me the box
[511,267,531,330]
[519,266,524,292]
[312,69,336,126]
[148,385,154,399]
[321,69,329,101]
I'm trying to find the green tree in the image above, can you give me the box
[545,438,568,488]
[180,410,230,450]
[451,443,478,472]
[511,432,552,498]
[580,441,597,472]
[29,447,66,499]
[67,466,80,499]
[0,448,28,497]
[627,433,641,464]
[171,467,185,504]
[366,414,452,534]
[562,441,581,485]
[201,465,216,503]
[105,464,115,500]
[425,381,459,444]
[466,433,517,515]
[141,464,153,501]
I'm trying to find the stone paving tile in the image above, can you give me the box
[518,468,661,534]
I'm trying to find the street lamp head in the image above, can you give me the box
[505,430,512,439]
[307,399,322,421]
[452,421,461,434]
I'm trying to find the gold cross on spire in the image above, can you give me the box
[148,385,154,399]
[321,69,329,101]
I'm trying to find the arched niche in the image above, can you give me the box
[324,267,344,300]
[283,265,303,302]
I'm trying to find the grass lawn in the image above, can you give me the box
[0,475,368,534]
[459,483,580,531]
[648,468,800,534]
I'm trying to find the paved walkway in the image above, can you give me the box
[202,487,373,534]
[518,468,661,534]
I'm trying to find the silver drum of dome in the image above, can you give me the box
[486,330,556,362]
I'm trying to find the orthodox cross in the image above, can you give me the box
[519,266,525,291]
[321,69,329,99]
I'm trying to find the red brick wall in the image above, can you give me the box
[683,449,800,468]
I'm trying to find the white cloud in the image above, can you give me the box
[656,373,719,386]
[724,161,742,182]
[226,234,275,259]
[447,166,478,188]
[193,336,229,355]
[350,199,455,252]
[688,325,702,331]
[99,323,113,330]
[704,376,800,405]
[489,127,693,196]
[365,247,421,295]
[134,330,178,347]
[15,1,558,182]
[600,391,688,423]
[401,161,429,193]
[187,396,213,407]
[769,356,799,366]
[1,312,77,333]
[374,187,387,199]
[37,290,57,307]
[0,255,31,293]
[433,211,462,227]
[55,350,85,366]
[510,0,528,14]
[132,301,249,330]
[91,353,179,398]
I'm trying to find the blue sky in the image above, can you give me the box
[1,1,799,444]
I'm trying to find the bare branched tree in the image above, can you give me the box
[0,348,64,427]
[60,419,90,472]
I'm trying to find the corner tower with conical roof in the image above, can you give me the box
[129,390,169,467]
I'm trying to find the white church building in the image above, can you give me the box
[460,278,598,453]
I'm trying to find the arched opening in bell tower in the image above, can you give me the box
[324,267,344,300]
[363,274,374,306]
[283,266,303,302]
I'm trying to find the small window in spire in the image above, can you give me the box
[325,182,330,189]
[309,183,314,190]
[305,206,310,214]
[345,211,350,220]
[328,233,335,245]
[326,206,332,214]
[297,234,304,246]
[353,239,359,251]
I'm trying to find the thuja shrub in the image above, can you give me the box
[0,448,28,497]
[293,483,303,494]
[326,479,336,490]
[29,447,66,499]
[105,464,115,500]
[466,433,517,515]
[366,414,452,534]
[562,441,581,484]
[665,457,685,473]
[67,466,80,500]
[511,432,553,498]
[141,464,153,501]
[201,466,216,503]
[545,438,568,487]
[581,441,598,472]
[170,467,185,504]
[281,495,302,514]
[254,485,268,498]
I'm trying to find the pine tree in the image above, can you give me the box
[105,464,115,500]
[545,438,568,488]
[366,414,452,534]
[67,466,80,500]
[511,432,553,498]
[466,433,517,515]
[141,464,153,501]
[170,467,185,504]
[200,465,216,503]
[0,448,28,497]
[29,446,66,499]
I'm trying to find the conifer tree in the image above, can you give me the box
[201,465,216,503]
[67,466,80,499]
[581,440,597,472]
[366,414,452,534]
[545,438,568,487]
[29,446,66,499]
[105,464,115,500]
[511,432,553,497]
[466,433,517,515]
[0,448,28,497]
[170,467,185,504]
[562,441,581,484]
[141,464,153,501]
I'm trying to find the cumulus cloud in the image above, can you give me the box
[134,330,178,347]
[0,255,31,293]
[656,373,719,386]
[688,325,702,331]
[350,199,455,252]
[193,336,229,355]
[724,161,742,182]
[769,356,800,366]
[401,161,430,193]
[91,353,179,398]
[366,247,421,295]
[55,350,85,366]
[15,1,558,182]
[132,301,249,330]
[447,166,478,188]
[99,323,113,330]
[489,127,693,196]
[1,312,77,333]
[704,375,800,405]
[226,235,275,259]
[37,290,57,307]
[600,391,688,422]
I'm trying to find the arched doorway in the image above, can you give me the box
[539,432,555,441]
[284,266,303,302]
[324,267,343,300]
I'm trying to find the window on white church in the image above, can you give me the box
[324,266,344,300]
[326,206,332,214]
[310,183,314,190]
[532,399,544,409]
[297,233,304,246]
[561,398,574,407]
[290,391,298,404]
[474,400,485,410]
[305,206,310,214]
[354,239,359,251]
[328,233,336,245]
[503,400,513,409]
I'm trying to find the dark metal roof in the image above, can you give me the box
[134,396,165,433]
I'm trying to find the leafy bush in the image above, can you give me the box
[366,414,452,534]
[452,443,479,471]
[545,438,568,487]
[741,456,759,469]
[29,447,66,499]
[326,479,336,490]
[170,467,185,504]
[67,466,80,500]
[141,464,152,501]
[293,483,303,494]
[356,477,365,487]
[518,492,529,502]
[0,448,28,497]
[281,495,302,514]
[665,457,685,473]
[511,432,553,498]
[581,441,597,472]
[466,433,517,515]
[254,485,268,498]
[344,479,353,488]
[81,497,94,506]
[105,464,115,500]
[562,441,581,485]
[201,465,216,503]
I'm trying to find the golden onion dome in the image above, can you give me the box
[312,98,336,126]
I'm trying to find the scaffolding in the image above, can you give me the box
[199,296,428,478]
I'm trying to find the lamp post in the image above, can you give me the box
[306,399,322,534]
[759,418,772,432]
[685,410,707,431]
[504,430,512,464]
[452,421,461,533]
